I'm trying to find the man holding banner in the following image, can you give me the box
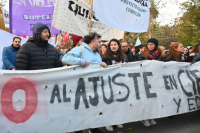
[15,23,62,70]
[62,32,107,133]
[62,32,107,68]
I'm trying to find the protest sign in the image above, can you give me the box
[0,61,200,132]
[135,37,142,46]
[52,0,124,41]
[2,7,9,28]
[93,0,151,32]
[9,0,60,36]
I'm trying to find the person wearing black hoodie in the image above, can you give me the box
[15,23,62,70]
[121,40,136,62]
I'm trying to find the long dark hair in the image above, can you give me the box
[135,44,146,54]
[184,47,189,56]
[104,39,125,62]
[191,44,200,54]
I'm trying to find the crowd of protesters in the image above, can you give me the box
[2,23,200,133]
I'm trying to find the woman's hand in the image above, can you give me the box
[101,62,107,67]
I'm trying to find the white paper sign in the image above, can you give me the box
[2,7,9,28]
[93,0,151,32]
[0,61,200,133]
[52,0,124,41]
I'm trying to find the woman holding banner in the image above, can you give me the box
[102,38,125,131]
[102,39,126,66]
[161,42,184,62]
[138,38,161,127]
[138,38,162,61]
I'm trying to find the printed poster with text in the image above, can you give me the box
[9,0,60,36]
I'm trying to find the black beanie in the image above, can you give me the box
[147,38,158,47]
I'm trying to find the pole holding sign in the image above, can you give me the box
[148,15,152,39]
[88,0,93,35]
[49,26,53,43]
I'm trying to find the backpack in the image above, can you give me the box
[80,45,85,58]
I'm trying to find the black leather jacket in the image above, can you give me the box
[191,53,200,64]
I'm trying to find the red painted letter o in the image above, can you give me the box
[1,78,38,123]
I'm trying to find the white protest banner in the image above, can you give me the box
[93,0,151,32]
[0,61,200,133]
[2,7,9,28]
[52,0,124,41]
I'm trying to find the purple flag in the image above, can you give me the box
[9,0,60,36]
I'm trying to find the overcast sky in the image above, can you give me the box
[4,0,188,26]
[156,0,188,25]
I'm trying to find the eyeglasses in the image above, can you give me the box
[122,46,128,48]
[147,44,155,47]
